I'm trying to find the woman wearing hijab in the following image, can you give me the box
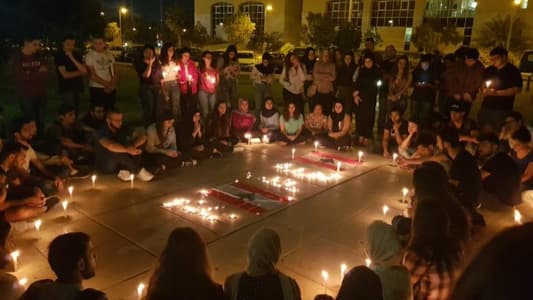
[336,266,384,300]
[366,220,411,300]
[224,228,301,300]
[258,97,280,143]
[321,101,352,150]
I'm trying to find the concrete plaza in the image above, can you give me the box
[8,144,533,300]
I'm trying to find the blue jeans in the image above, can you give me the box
[198,90,216,118]
[20,96,46,134]
[254,83,271,112]
[140,85,162,126]
[163,81,181,121]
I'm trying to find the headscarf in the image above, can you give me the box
[330,100,346,132]
[337,266,384,300]
[260,100,278,118]
[246,228,281,277]
[365,220,402,265]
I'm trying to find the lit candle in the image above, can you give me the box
[514,209,522,224]
[244,133,252,144]
[18,277,27,287]
[62,200,68,219]
[229,213,238,220]
[382,205,389,216]
[358,151,363,163]
[162,71,167,79]
[262,135,269,144]
[208,74,216,84]
[10,250,20,271]
[187,74,192,83]
[291,148,296,160]
[91,174,97,189]
[130,174,135,189]
[392,153,398,166]
[336,161,342,172]
[340,263,347,285]
[314,141,319,152]
[34,219,42,231]
[321,270,329,294]
[137,283,145,300]
[402,187,409,203]
[68,185,74,201]
[365,257,372,267]
[485,80,492,89]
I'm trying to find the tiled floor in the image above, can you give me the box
[8,144,532,300]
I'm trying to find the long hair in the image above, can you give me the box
[282,102,301,122]
[223,44,238,66]
[392,55,409,81]
[146,227,213,300]
[284,52,297,82]
[138,44,156,62]
[160,42,175,66]
[199,50,213,72]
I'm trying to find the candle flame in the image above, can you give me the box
[321,270,329,281]
[68,186,74,195]
[365,258,372,267]
[137,282,145,297]
[91,175,97,182]
[340,263,347,274]
[62,200,68,211]
[18,278,28,286]
[382,205,389,215]
[34,219,42,231]
[10,250,20,260]
[402,187,409,197]
[514,209,522,224]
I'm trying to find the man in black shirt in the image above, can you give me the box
[478,134,521,206]
[382,106,408,157]
[79,104,106,132]
[54,35,87,113]
[478,46,522,132]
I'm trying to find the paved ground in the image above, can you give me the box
[8,143,533,300]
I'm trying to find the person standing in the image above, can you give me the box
[387,55,411,115]
[135,44,163,126]
[10,34,48,133]
[479,47,522,132]
[411,54,437,128]
[353,53,382,147]
[160,43,181,122]
[336,51,357,117]
[280,53,306,114]
[312,49,336,115]
[218,45,240,109]
[250,53,274,112]
[176,47,199,117]
[302,47,317,110]
[198,51,219,118]
[85,36,117,110]
[449,48,484,115]
[54,34,86,113]
[378,45,397,133]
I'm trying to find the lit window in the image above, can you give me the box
[240,2,265,34]
[522,0,528,9]
[327,0,364,27]
[212,2,234,35]
[371,0,415,27]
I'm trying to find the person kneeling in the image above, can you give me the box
[95,109,153,182]
[321,100,352,151]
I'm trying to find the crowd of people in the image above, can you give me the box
[0,31,531,300]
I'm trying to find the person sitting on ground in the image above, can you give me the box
[383,106,408,158]
[366,220,411,300]
[144,110,184,173]
[321,100,351,151]
[231,98,257,143]
[224,228,301,300]
[448,102,479,149]
[336,266,384,300]
[79,103,106,133]
[509,126,533,191]
[0,214,25,300]
[477,134,521,207]
[398,119,436,164]
[498,112,533,152]
[257,97,280,143]
[146,227,224,300]
[451,223,533,300]
[279,102,306,146]
[206,101,238,154]
[304,103,328,142]
[46,104,93,163]
[95,108,154,182]
[178,110,212,161]
[23,232,107,300]
[403,201,463,300]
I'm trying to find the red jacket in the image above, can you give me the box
[177,60,198,94]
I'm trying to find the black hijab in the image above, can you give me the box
[260,100,278,118]
[330,101,346,131]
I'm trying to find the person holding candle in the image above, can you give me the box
[206,101,238,154]
[280,52,306,114]
[251,53,274,112]
[95,109,154,182]
[312,49,336,116]
[304,103,328,142]
[85,36,117,110]
[410,54,437,128]
[279,102,306,146]
[478,47,522,132]
[218,45,240,109]
[160,43,181,122]
[177,47,199,117]
[258,97,280,143]
[224,228,301,300]
[353,52,382,147]
[231,98,257,143]
[198,51,219,119]
[321,100,352,151]
[135,44,163,126]
[146,227,224,300]
[382,106,408,158]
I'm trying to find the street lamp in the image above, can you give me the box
[100,11,105,16]
[265,4,273,34]
[506,0,522,50]
[133,27,137,31]
[118,7,128,44]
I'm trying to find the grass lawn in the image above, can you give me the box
[1,62,532,134]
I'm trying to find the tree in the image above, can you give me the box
[165,4,193,47]
[248,32,284,52]
[475,15,531,53]
[104,22,121,46]
[187,22,211,47]
[412,20,463,52]
[305,13,336,48]
[335,22,362,51]
[223,13,256,46]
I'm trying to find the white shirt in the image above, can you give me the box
[85,50,115,88]
[161,60,180,83]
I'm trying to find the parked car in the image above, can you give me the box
[268,52,285,74]
[292,47,308,59]
[237,50,256,71]
[520,50,533,74]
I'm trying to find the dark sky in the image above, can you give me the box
[102,0,193,22]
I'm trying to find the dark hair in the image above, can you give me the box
[392,55,409,81]
[337,266,383,300]
[105,108,122,119]
[443,53,456,63]
[48,232,91,279]
[0,142,27,163]
[146,227,213,300]
[180,46,191,55]
[141,44,156,55]
[365,37,375,44]
[389,105,403,115]
[23,33,41,42]
[282,102,301,121]
[452,223,533,300]
[284,52,298,81]
[490,46,508,57]
[62,34,75,42]
[302,47,316,64]
[199,50,214,72]
[59,104,76,116]
[89,103,105,111]
[160,42,175,65]
[75,288,108,300]
[478,133,500,146]
[505,111,523,123]
[420,53,432,63]
[464,48,479,60]
[262,52,272,61]
[11,117,36,134]
[342,50,356,69]
[439,128,461,148]
[511,126,532,144]
[264,96,274,104]
[362,52,375,63]
[223,44,238,65]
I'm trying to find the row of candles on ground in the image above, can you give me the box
[274,163,342,184]
[259,176,299,194]
[161,190,240,223]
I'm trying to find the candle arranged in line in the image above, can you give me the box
[340,263,347,285]
[358,151,364,163]
[321,270,329,294]
[382,205,389,216]
[392,153,398,166]
[18,277,28,287]
[91,174,97,189]
[62,200,69,218]
[485,80,492,89]
[402,187,409,203]
[291,148,296,160]
[314,141,319,152]
[137,282,145,300]
[514,209,522,224]
[34,219,42,231]
[262,135,269,144]
[68,185,74,201]
[336,161,342,173]
[130,174,135,189]
[10,250,20,271]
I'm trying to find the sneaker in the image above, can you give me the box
[181,159,198,167]
[137,168,154,182]
[117,170,132,182]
